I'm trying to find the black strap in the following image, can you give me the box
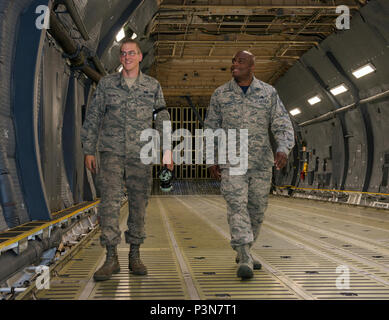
[182,96,204,128]
[153,106,167,116]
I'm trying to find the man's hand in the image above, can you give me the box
[85,155,97,174]
[209,165,221,180]
[162,150,174,171]
[274,152,287,170]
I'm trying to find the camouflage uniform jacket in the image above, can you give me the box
[204,76,295,169]
[81,72,170,158]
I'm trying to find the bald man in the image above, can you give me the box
[204,51,295,279]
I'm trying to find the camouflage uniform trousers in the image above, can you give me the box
[97,152,152,247]
[220,166,272,250]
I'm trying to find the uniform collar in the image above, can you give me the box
[229,75,263,95]
[119,70,146,90]
[250,76,265,91]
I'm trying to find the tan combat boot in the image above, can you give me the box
[236,244,254,279]
[129,244,147,275]
[93,245,120,281]
[235,254,262,270]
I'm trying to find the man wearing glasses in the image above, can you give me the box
[81,38,173,281]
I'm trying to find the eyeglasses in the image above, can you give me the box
[120,50,139,57]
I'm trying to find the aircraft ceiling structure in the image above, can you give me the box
[149,0,365,99]
[57,0,365,99]
[51,0,367,102]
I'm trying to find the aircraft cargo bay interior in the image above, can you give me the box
[0,0,388,302]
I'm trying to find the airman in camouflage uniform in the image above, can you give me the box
[81,38,173,281]
[204,51,294,279]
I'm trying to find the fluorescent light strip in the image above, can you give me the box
[352,63,375,79]
[131,33,137,39]
[330,84,348,96]
[116,28,125,42]
[290,108,301,116]
[308,96,321,105]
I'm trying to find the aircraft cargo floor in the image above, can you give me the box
[24,196,389,300]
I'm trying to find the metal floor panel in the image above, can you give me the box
[270,200,389,247]
[193,196,389,300]
[157,197,300,300]
[32,195,389,300]
[82,199,189,300]
[35,236,105,300]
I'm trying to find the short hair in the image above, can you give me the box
[119,38,141,53]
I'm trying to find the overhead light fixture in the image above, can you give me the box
[290,108,301,116]
[308,96,321,105]
[131,32,137,39]
[116,28,125,42]
[352,63,375,79]
[330,84,348,96]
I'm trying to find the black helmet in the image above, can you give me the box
[158,167,173,192]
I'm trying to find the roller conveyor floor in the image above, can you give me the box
[29,196,389,300]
